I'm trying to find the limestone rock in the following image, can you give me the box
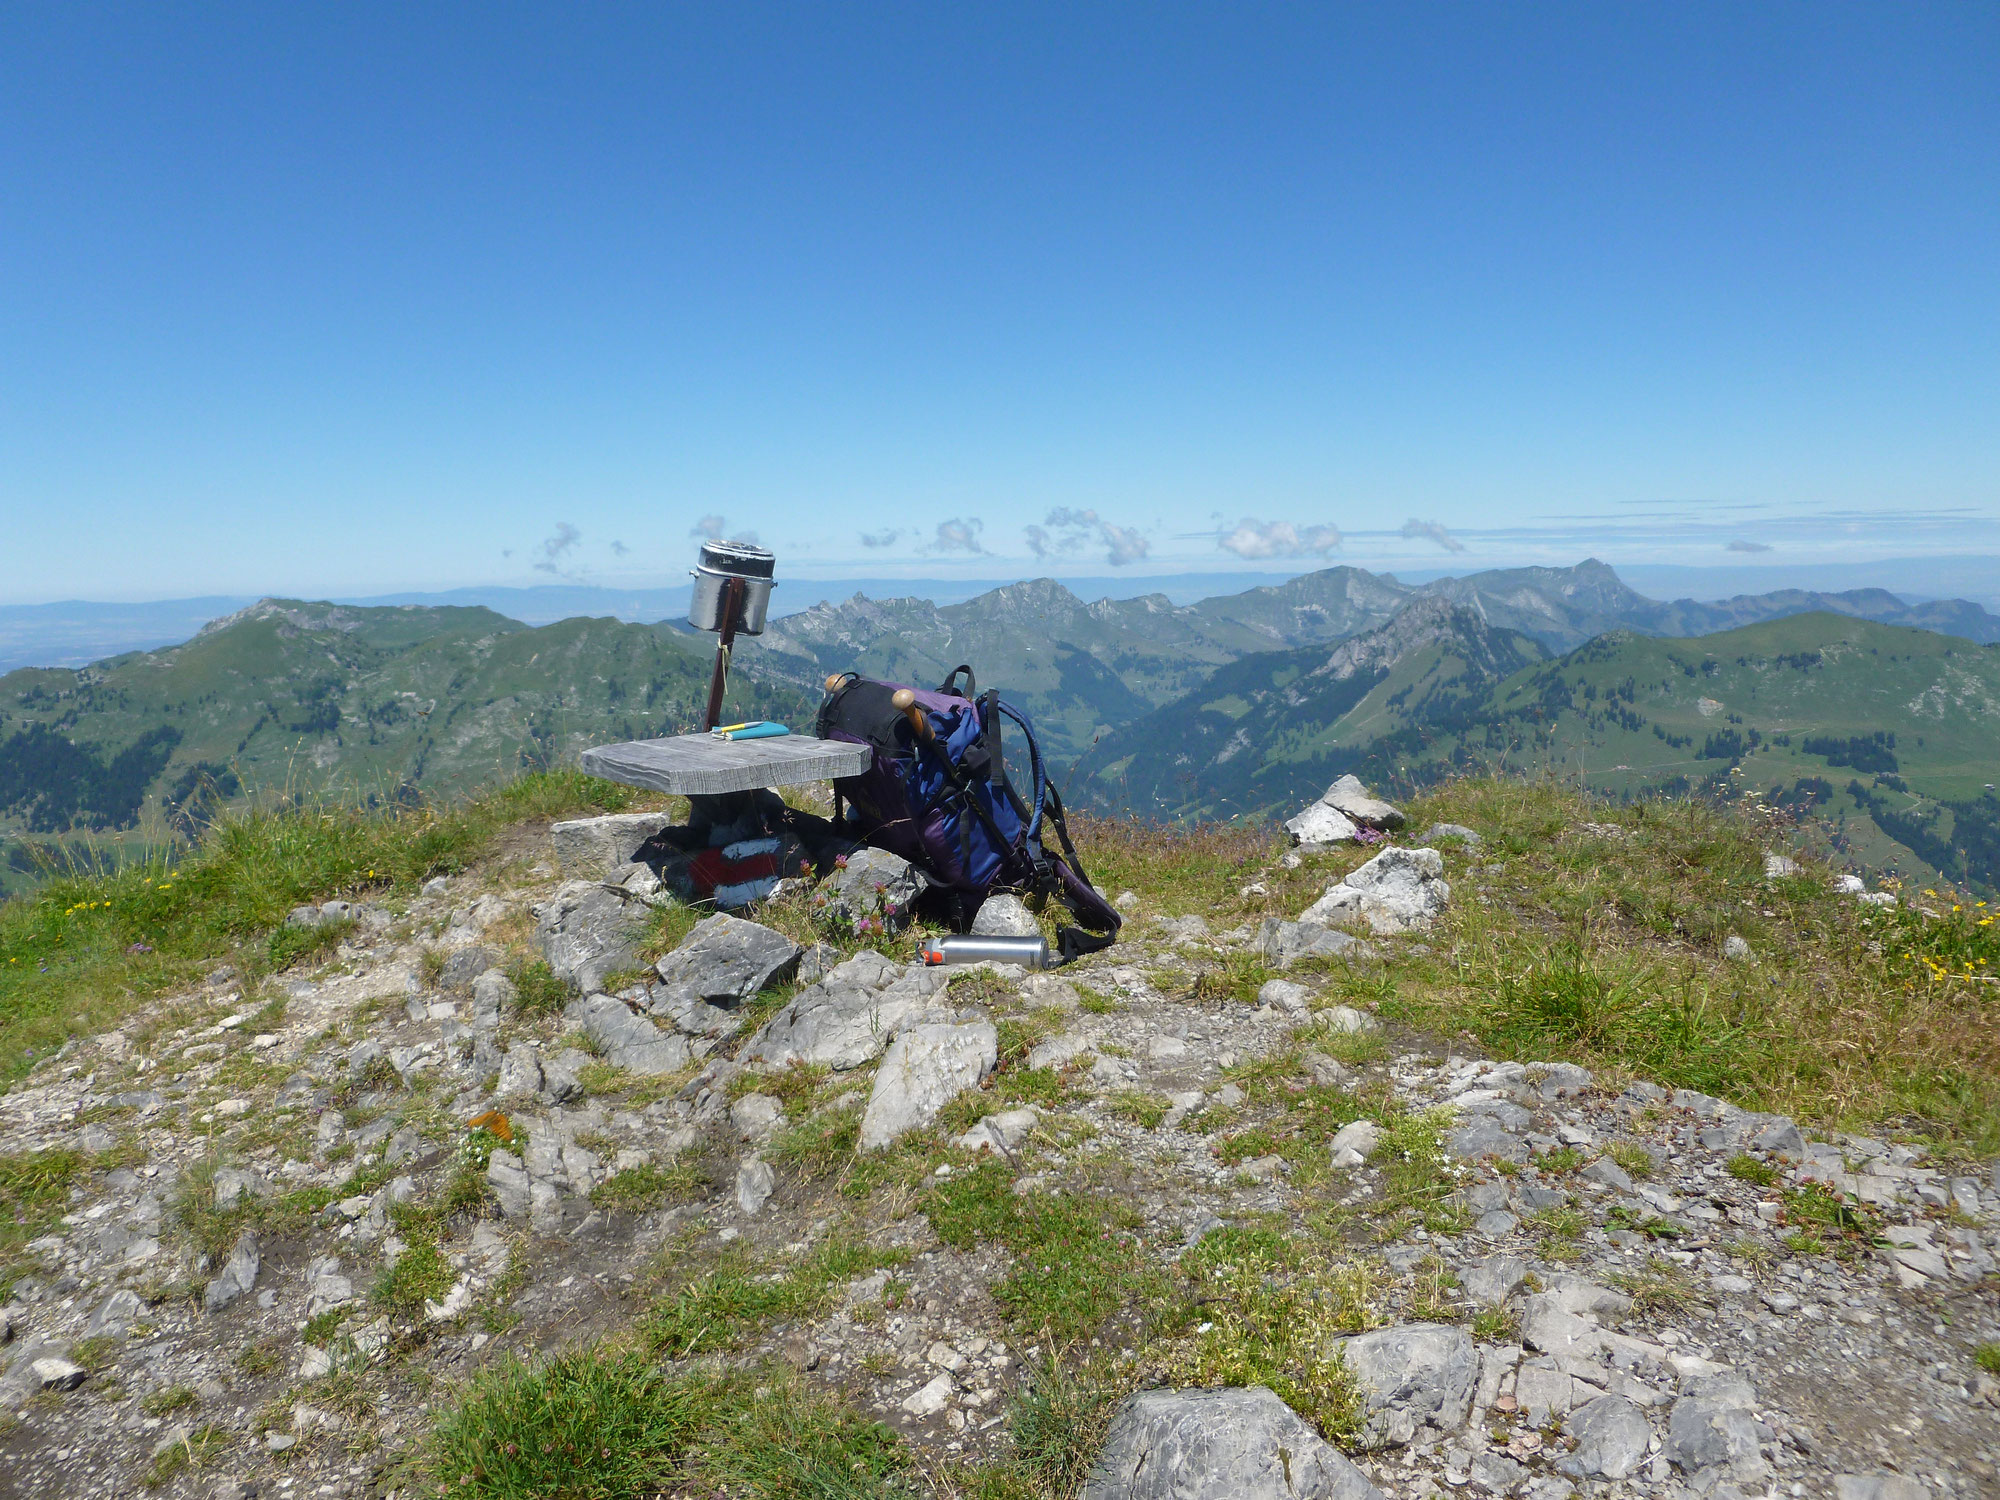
[735,1156,776,1215]
[817,848,930,933]
[486,1150,531,1219]
[1284,802,1360,847]
[550,812,677,880]
[741,952,948,1071]
[730,1092,786,1143]
[1256,978,1312,1015]
[1560,1395,1651,1479]
[858,1021,998,1150]
[535,880,651,995]
[565,994,694,1076]
[1832,1476,1932,1500]
[650,914,803,1036]
[470,968,516,1024]
[1301,846,1449,936]
[1664,1384,1768,1481]
[1763,851,1801,879]
[1083,1386,1384,1500]
[1722,934,1754,962]
[1257,918,1368,968]
[1336,1323,1476,1447]
[955,1107,1039,1155]
[31,1357,87,1391]
[1460,1254,1528,1307]
[203,1232,260,1312]
[540,1048,590,1104]
[971,894,1041,938]
[1328,1120,1379,1169]
[498,1043,544,1098]
[438,944,498,993]
[1323,775,1405,830]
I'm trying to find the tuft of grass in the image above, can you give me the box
[1974,1344,2000,1377]
[417,948,449,989]
[140,1385,199,1417]
[1726,1153,1780,1187]
[1471,1307,1520,1343]
[424,1346,711,1499]
[640,1236,904,1358]
[423,1353,903,1500]
[1607,1141,1656,1179]
[1365,1107,1468,1233]
[923,1161,1155,1344]
[1155,1225,1381,1444]
[268,916,357,972]
[1609,1255,1700,1314]
[505,958,573,1018]
[591,1162,710,1212]
[142,1425,229,1488]
[375,1236,457,1316]
[1074,985,1116,1015]
[1107,1090,1172,1131]
[1383,779,2000,1153]
[302,1309,347,1347]
[1535,1146,1585,1174]
[0,769,633,1089]
[970,1356,1131,1500]
[235,1341,282,1376]
[0,1147,94,1289]
[1528,1203,1588,1262]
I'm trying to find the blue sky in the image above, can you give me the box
[4,4,1997,603]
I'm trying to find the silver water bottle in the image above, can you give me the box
[916,934,1052,970]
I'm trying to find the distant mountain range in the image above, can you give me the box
[3,560,1998,895]
[744,559,2000,766]
[1072,605,2000,890]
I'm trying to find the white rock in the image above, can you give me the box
[1285,802,1360,846]
[736,1156,776,1216]
[1763,852,1802,879]
[1301,846,1449,935]
[902,1372,955,1416]
[1329,1120,1380,1168]
[859,1022,998,1150]
[1322,774,1406,830]
[1257,979,1312,1014]
[729,1093,786,1143]
[970,894,1040,938]
[955,1108,1039,1155]
[1324,1005,1377,1034]
[1834,873,1867,895]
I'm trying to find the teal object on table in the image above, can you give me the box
[709,721,791,741]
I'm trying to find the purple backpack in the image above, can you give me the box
[816,666,1122,960]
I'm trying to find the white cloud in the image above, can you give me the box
[926,517,987,554]
[1726,539,1773,553]
[533,522,582,575]
[1216,518,1343,559]
[690,514,725,540]
[1023,507,1151,566]
[1400,518,1466,553]
[859,529,903,549]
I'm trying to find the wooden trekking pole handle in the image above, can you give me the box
[823,673,845,691]
[891,688,932,740]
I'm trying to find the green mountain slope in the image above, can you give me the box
[1078,607,2000,890]
[0,599,811,871]
[1072,597,1548,819]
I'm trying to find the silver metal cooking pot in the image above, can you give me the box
[688,540,776,634]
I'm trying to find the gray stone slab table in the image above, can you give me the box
[580,733,872,796]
